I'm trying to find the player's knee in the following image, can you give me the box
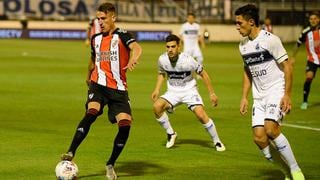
[265,128,278,140]
[118,119,131,127]
[253,135,267,145]
[306,77,313,82]
[87,108,99,116]
[153,103,165,116]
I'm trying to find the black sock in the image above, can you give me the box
[107,120,131,166]
[303,79,312,102]
[67,109,98,155]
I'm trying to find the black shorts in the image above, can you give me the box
[86,82,132,124]
[306,61,320,75]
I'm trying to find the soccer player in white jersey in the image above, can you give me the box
[179,13,205,66]
[151,34,225,152]
[235,4,304,180]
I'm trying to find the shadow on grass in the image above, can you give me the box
[309,102,320,108]
[175,139,212,148]
[254,169,286,180]
[78,160,168,179]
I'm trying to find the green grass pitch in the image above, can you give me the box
[0,39,319,179]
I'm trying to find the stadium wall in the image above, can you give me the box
[0,20,302,42]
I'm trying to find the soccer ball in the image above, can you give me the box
[55,160,78,180]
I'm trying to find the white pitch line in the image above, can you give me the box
[283,123,320,132]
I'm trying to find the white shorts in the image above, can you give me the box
[252,94,285,127]
[160,88,203,111]
[184,47,203,59]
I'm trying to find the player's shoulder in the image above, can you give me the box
[179,52,194,61]
[114,28,129,34]
[159,52,168,61]
[91,32,103,40]
[301,26,312,34]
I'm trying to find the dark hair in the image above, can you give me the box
[310,11,320,18]
[187,12,195,17]
[165,34,180,44]
[235,4,259,27]
[97,2,116,14]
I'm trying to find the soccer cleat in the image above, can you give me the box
[214,142,226,152]
[291,170,305,180]
[300,102,308,110]
[61,152,73,161]
[166,132,177,148]
[106,164,117,180]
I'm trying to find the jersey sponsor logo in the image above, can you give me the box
[184,30,198,35]
[242,51,274,65]
[251,69,267,77]
[96,51,118,62]
[167,71,191,79]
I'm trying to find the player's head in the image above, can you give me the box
[165,34,180,60]
[235,4,259,37]
[187,13,196,24]
[264,17,271,26]
[309,11,320,28]
[96,2,116,33]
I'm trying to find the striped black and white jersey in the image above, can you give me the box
[239,30,288,98]
[158,52,203,92]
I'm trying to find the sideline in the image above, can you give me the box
[283,123,320,132]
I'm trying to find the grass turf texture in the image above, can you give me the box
[0,39,319,179]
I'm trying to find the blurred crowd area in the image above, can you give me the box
[0,0,320,26]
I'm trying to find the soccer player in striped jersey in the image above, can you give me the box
[151,34,225,152]
[61,3,142,180]
[85,16,101,46]
[291,11,320,110]
[179,13,205,66]
[235,4,304,180]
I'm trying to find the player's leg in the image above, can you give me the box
[105,90,132,179]
[62,101,101,161]
[192,105,225,151]
[301,61,317,109]
[265,121,304,179]
[252,100,273,161]
[153,96,177,148]
[253,127,273,161]
[264,98,304,179]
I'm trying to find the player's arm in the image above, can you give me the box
[240,67,252,115]
[86,56,95,86]
[280,59,293,113]
[199,34,206,49]
[199,69,218,107]
[124,41,142,71]
[151,73,166,102]
[290,29,306,65]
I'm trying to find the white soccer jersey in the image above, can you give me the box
[179,22,202,57]
[239,30,288,99]
[158,52,203,92]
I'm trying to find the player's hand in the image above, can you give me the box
[210,93,218,107]
[280,94,291,114]
[151,90,159,102]
[85,39,90,47]
[240,98,248,115]
[123,58,139,71]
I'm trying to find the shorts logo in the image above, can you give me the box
[89,93,94,99]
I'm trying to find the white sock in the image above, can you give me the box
[156,113,174,135]
[273,133,300,172]
[261,145,273,161]
[203,119,221,143]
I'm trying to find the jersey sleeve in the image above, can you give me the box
[158,57,166,74]
[268,35,288,64]
[117,29,136,48]
[189,56,203,74]
[296,26,309,46]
